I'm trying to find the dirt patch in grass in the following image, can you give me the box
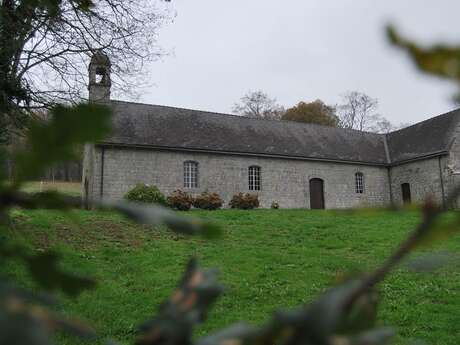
[10,214,157,250]
[10,210,189,251]
[55,219,154,249]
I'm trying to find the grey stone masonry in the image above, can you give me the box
[89,146,391,209]
[389,157,448,207]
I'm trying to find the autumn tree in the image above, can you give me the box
[0,0,171,144]
[232,90,285,120]
[282,100,338,126]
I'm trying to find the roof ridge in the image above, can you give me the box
[110,99,384,136]
[382,134,391,163]
[387,106,460,135]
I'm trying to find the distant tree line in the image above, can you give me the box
[232,90,410,133]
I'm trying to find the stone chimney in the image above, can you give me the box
[88,50,111,103]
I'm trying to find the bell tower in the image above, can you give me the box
[88,50,111,103]
[83,50,111,209]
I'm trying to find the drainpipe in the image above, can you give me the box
[383,135,393,205]
[100,147,105,200]
[387,166,393,205]
[438,156,446,209]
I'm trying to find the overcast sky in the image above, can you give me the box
[137,0,460,125]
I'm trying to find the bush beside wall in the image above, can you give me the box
[229,193,259,209]
[167,190,194,211]
[193,192,223,210]
[124,184,167,206]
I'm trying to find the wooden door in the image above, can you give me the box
[310,178,325,209]
[401,183,411,204]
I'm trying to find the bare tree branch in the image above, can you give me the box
[232,90,285,120]
[0,0,173,143]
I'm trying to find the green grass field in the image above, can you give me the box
[21,181,82,196]
[3,208,460,345]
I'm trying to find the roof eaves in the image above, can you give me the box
[389,150,449,166]
[96,141,388,167]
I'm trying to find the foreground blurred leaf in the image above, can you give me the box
[406,251,460,272]
[197,280,382,345]
[0,305,51,345]
[330,328,394,345]
[387,25,460,82]
[387,24,460,100]
[270,280,368,343]
[1,244,95,298]
[0,190,80,210]
[137,259,223,345]
[26,251,95,297]
[0,293,96,345]
[197,323,260,345]
[103,200,222,239]
[14,104,111,183]
[414,212,460,249]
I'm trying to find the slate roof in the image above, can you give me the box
[101,100,460,166]
[386,108,460,163]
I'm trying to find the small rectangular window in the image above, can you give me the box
[249,166,261,191]
[184,161,198,188]
[355,172,364,194]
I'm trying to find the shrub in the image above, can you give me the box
[193,192,223,210]
[271,201,280,209]
[124,183,167,205]
[229,193,259,209]
[167,190,193,211]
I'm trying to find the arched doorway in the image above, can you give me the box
[309,178,325,209]
[401,183,411,204]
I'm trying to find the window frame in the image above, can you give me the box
[248,165,261,191]
[355,172,365,194]
[183,161,199,189]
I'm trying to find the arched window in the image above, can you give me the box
[184,161,199,188]
[248,166,261,191]
[355,172,364,194]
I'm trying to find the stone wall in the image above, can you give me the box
[389,157,448,206]
[446,130,460,207]
[87,146,391,209]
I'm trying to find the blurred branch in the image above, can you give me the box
[345,186,460,310]
[387,24,460,101]
[137,259,223,345]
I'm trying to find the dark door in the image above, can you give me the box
[401,183,411,204]
[310,178,325,209]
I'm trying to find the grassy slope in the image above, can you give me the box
[3,208,460,345]
[21,181,82,197]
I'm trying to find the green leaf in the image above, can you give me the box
[14,104,111,183]
[26,251,95,297]
[386,24,460,99]
[103,200,222,238]
[0,148,7,183]
[0,190,80,210]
